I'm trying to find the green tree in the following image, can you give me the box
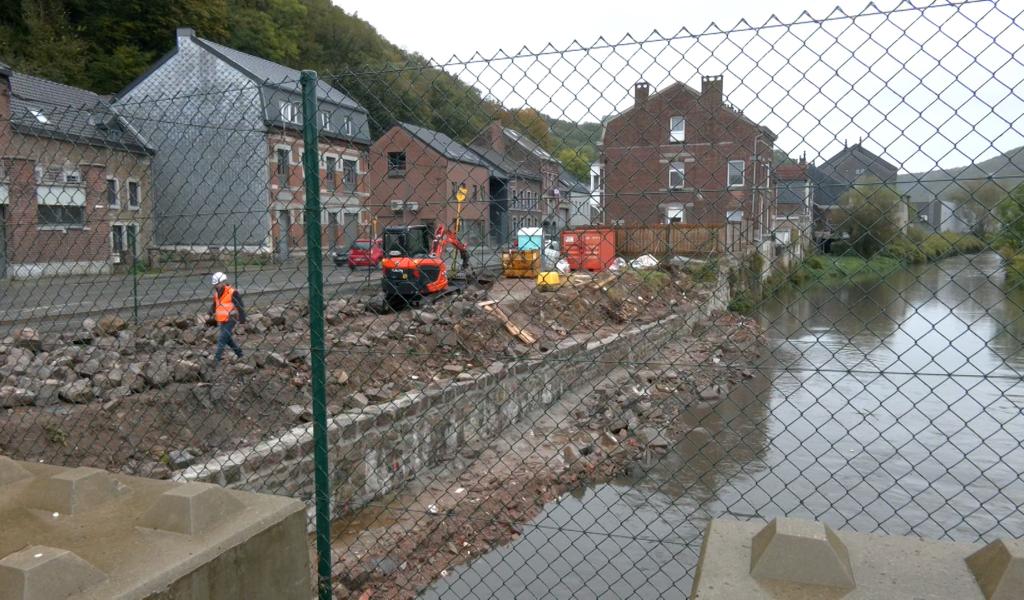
[949,179,1008,236]
[997,183,1024,250]
[498,108,551,149]
[837,179,906,257]
[557,147,594,181]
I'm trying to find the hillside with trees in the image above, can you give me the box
[0,0,599,173]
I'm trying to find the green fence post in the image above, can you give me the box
[300,70,332,600]
[128,226,139,324]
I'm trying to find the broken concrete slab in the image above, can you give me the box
[966,538,1024,600]
[750,518,855,590]
[0,545,107,600]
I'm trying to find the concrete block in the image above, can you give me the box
[137,482,245,535]
[0,545,106,600]
[966,539,1024,600]
[0,457,30,487]
[750,518,855,590]
[692,517,994,599]
[28,467,127,514]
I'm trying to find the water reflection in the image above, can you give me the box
[423,252,1024,599]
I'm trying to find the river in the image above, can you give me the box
[420,251,1024,599]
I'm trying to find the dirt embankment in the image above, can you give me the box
[0,266,716,476]
[330,312,763,599]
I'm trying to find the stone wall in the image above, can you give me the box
[177,284,727,526]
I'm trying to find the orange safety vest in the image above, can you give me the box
[213,285,236,323]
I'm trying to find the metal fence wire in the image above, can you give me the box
[1,1,1023,598]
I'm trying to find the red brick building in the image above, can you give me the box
[367,123,490,244]
[600,76,776,237]
[0,62,154,278]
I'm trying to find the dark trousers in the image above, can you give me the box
[215,320,243,362]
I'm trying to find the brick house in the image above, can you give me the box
[115,28,372,259]
[367,123,490,244]
[599,77,776,239]
[470,122,561,243]
[0,62,154,278]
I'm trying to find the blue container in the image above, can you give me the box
[517,227,543,250]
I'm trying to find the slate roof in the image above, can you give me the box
[195,38,363,110]
[470,146,542,182]
[6,70,151,154]
[776,180,806,205]
[808,164,846,207]
[559,166,589,194]
[820,143,899,178]
[400,123,487,167]
[503,127,553,160]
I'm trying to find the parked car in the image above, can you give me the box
[340,239,383,269]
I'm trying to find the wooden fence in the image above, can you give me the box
[613,224,730,258]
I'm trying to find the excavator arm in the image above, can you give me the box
[433,224,470,269]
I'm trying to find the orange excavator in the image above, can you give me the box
[380,223,469,309]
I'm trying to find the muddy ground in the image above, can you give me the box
[328,312,762,599]
[0,266,715,476]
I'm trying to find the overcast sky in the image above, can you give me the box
[336,0,1024,173]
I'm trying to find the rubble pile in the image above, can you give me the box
[0,267,721,474]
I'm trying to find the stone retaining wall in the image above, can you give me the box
[176,285,727,525]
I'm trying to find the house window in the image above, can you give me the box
[38,205,85,228]
[325,156,337,192]
[472,184,479,201]
[106,178,119,208]
[276,148,290,186]
[665,206,685,224]
[127,180,140,209]
[280,101,300,124]
[111,224,139,254]
[342,158,357,192]
[387,152,406,176]
[319,111,331,130]
[342,117,353,136]
[669,163,685,190]
[29,109,49,124]
[726,210,744,223]
[669,116,685,143]
[728,160,745,187]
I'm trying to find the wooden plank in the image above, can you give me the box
[477,301,537,344]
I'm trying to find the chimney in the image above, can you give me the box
[634,81,650,105]
[176,27,196,44]
[700,75,723,105]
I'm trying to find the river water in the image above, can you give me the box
[421,252,1024,599]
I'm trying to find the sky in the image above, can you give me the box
[335,0,1024,173]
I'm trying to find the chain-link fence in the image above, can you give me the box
[1,1,1023,598]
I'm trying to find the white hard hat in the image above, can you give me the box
[211,272,228,285]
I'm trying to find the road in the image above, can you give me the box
[0,247,501,334]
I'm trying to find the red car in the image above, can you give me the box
[342,239,383,269]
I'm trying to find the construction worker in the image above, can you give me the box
[209,272,246,364]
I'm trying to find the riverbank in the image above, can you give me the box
[329,312,763,599]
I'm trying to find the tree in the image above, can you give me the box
[557,148,594,182]
[949,179,1007,236]
[837,179,906,257]
[997,183,1024,250]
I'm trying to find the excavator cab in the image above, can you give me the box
[380,224,467,308]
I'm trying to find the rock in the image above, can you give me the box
[413,310,437,325]
[5,348,34,375]
[13,328,42,352]
[0,386,36,408]
[107,386,132,400]
[91,372,118,390]
[442,364,464,374]
[59,379,94,404]
[286,347,310,364]
[637,427,670,448]
[75,358,102,377]
[82,318,97,332]
[180,329,201,345]
[286,404,312,422]
[145,363,172,388]
[34,379,62,406]
[230,363,256,376]
[456,372,475,382]
[332,369,350,385]
[699,386,722,402]
[124,364,148,392]
[97,315,128,335]
[635,369,657,384]
[172,360,202,383]
[598,431,619,451]
[563,445,581,464]
[486,361,505,375]
[263,352,288,369]
[50,365,77,383]
[346,392,369,410]
[265,306,287,327]
[163,449,195,470]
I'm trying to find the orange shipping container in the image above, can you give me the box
[561,228,616,272]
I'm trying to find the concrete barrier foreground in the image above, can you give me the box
[0,457,310,600]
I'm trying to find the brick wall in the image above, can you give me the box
[177,274,729,528]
